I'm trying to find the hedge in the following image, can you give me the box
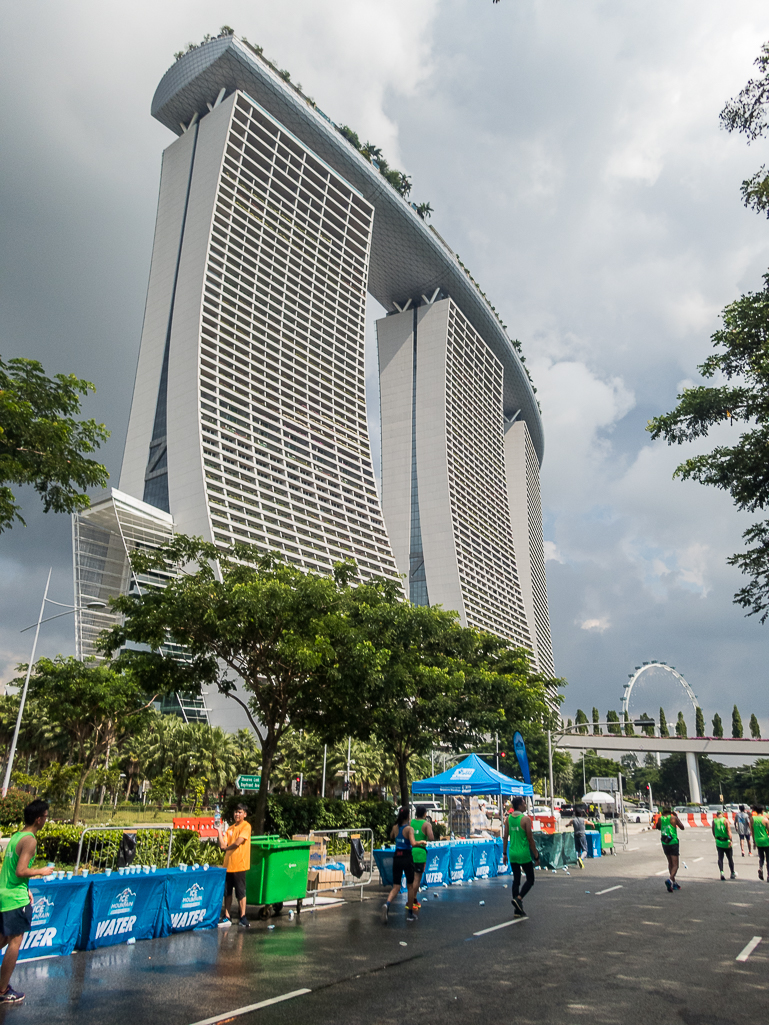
[223,794,398,846]
[34,823,224,868]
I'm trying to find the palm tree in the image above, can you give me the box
[416,202,433,221]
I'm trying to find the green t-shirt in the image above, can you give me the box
[713,816,731,849]
[659,814,678,846]
[0,830,34,912]
[411,819,427,865]
[507,812,532,864]
[752,814,769,847]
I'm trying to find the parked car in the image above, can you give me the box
[624,806,653,824]
[531,805,561,821]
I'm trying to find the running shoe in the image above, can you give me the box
[381,902,389,924]
[239,916,250,928]
[720,872,726,881]
[731,872,737,879]
[577,857,584,869]
[512,897,526,917]
[672,882,681,890]
[413,900,422,910]
[665,878,673,892]
[759,869,764,880]
[218,916,232,928]
[406,912,416,922]
[0,986,24,1004]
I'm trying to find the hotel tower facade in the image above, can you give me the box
[73,34,554,723]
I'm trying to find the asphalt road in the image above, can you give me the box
[5,827,769,1025]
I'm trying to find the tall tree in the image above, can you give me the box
[0,357,109,531]
[750,713,762,738]
[648,44,769,620]
[675,712,688,738]
[732,705,744,739]
[575,710,589,736]
[591,708,602,735]
[712,713,724,738]
[623,711,635,737]
[22,656,156,821]
[102,535,383,833]
[639,712,655,738]
[606,710,622,736]
[659,707,670,738]
[695,706,706,737]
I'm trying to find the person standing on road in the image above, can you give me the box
[751,805,769,881]
[382,807,426,924]
[735,805,752,857]
[655,806,685,892]
[712,810,736,880]
[566,804,589,869]
[410,806,434,911]
[0,800,54,1005]
[217,804,252,928]
[502,796,540,917]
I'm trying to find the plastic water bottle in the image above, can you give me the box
[214,806,221,830]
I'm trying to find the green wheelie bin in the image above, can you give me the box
[245,836,313,911]
[596,822,614,854]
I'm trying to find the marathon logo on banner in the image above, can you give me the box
[425,854,443,885]
[450,767,474,781]
[171,883,208,929]
[31,895,55,928]
[475,850,490,878]
[109,887,137,917]
[451,854,465,882]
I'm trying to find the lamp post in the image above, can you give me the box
[2,569,105,797]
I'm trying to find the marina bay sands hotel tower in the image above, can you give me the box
[73,33,555,712]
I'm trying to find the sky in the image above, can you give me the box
[1,0,768,740]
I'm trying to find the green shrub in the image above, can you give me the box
[223,794,396,845]
[0,790,29,829]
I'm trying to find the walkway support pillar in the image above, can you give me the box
[686,751,702,805]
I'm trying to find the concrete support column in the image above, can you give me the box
[686,751,702,804]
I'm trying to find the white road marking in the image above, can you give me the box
[595,885,623,895]
[188,989,312,1025]
[736,936,762,962]
[625,847,639,851]
[655,869,670,876]
[692,857,703,863]
[473,918,527,936]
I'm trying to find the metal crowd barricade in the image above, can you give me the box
[75,824,174,872]
[304,828,374,906]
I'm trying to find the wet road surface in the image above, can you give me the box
[4,828,769,1025]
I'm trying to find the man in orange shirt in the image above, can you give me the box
[217,805,252,928]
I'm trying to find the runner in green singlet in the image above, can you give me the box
[655,806,685,892]
[712,810,736,880]
[751,805,769,881]
[502,796,540,917]
[410,806,434,911]
[0,799,53,1005]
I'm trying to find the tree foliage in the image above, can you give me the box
[712,713,724,738]
[606,710,622,736]
[649,42,769,619]
[732,704,744,739]
[20,656,157,822]
[591,708,601,735]
[575,709,589,735]
[0,357,109,531]
[675,711,688,738]
[695,706,705,737]
[750,712,762,738]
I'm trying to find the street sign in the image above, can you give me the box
[236,775,261,790]
[589,777,618,792]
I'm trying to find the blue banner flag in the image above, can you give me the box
[157,867,225,936]
[84,871,166,949]
[449,843,475,883]
[513,731,531,786]
[421,845,450,887]
[14,878,91,960]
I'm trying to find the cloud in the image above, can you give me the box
[580,618,611,633]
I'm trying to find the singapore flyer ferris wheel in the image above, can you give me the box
[621,660,699,732]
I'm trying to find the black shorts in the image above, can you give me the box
[412,859,426,876]
[392,852,415,886]
[225,871,247,901]
[0,902,32,938]
[662,843,679,857]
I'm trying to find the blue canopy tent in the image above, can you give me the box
[411,754,534,797]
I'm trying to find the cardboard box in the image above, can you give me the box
[307,869,344,891]
[293,833,327,867]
